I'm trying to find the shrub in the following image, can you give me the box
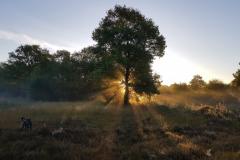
[206,79,228,90]
[171,83,189,91]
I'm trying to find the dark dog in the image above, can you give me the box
[20,117,32,130]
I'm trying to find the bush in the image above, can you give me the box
[206,79,228,90]
[171,83,189,91]
[189,75,206,89]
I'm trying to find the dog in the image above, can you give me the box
[51,127,64,136]
[20,117,32,130]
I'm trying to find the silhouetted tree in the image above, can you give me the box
[92,5,166,105]
[231,63,240,88]
[0,63,6,95]
[71,47,103,94]
[189,75,206,89]
[207,79,227,90]
[54,50,71,63]
[0,45,102,100]
[171,83,189,91]
[1,45,52,97]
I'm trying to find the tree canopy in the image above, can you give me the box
[0,6,166,105]
[0,45,101,100]
[92,5,166,105]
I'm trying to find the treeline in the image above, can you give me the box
[169,73,240,91]
[0,45,103,101]
[0,46,240,100]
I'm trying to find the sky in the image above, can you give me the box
[0,0,240,85]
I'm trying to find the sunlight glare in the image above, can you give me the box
[152,48,216,85]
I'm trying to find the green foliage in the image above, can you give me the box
[0,6,166,104]
[0,45,52,97]
[92,5,166,104]
[189,75,206,89]
[0,45,101,100]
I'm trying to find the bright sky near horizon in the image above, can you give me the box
[0,0,239,85]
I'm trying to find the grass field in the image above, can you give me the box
[0,90,240,160]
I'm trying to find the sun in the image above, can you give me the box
[152,48,213,85]
[99,72,151,106]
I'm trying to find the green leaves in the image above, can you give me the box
[0,45,103,100]
[0,5,166,104]
[92,5,166,104]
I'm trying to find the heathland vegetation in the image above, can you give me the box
[0,5,240,160]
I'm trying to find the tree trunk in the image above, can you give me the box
[123,67,130,106]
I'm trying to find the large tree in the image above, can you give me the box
[92,5,166,105]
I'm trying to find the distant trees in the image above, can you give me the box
[0,45,101,100]
[92,5,166,105]
[0,45,236,102]
[189,75,206,89]
[171,83,189,91]
[0,45,52,97]
[189,75,229,90]
[169,75,229,91]
[231,63,240,88]
[206,79,227,90]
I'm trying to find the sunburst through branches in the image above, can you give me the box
[99,70,153,106]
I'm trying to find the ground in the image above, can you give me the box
[0,90,240,160]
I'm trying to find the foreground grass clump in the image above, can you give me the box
[0,92,240,160]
